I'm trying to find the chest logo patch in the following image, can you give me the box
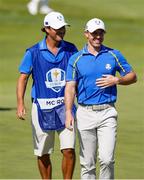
[105,64,111,70]
[45,68,65,92]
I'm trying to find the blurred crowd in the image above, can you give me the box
[27,0,53,15]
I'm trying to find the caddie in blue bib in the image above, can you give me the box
[28,42,76,131]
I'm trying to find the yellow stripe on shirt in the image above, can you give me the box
[109,51,126,72]
[72,54,83,79]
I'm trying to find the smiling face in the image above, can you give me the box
[84,29,105,52]
[45,26,66,42]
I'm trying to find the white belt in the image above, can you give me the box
[79,103,114,111]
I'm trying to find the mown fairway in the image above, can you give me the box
[0,0,144,179]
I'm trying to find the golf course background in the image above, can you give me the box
[0,0,144,179]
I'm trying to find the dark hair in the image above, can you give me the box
[41,27,46,32]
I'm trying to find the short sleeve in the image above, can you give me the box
[66,55,78,82]
[19,50,33,74]
[113,50,133,76]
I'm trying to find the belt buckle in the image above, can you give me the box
[91,104,113,111]
[92,104,108,111]
[92,105,100,111]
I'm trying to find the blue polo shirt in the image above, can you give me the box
[19,37,78,98]
[66,44,133,105]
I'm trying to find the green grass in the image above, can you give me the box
[0,0,144,179]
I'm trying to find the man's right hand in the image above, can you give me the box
[65,111,74,131]
[17,104,26,120]
[16,73,29,121]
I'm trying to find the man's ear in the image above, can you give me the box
[44,26,51,33]
[84,31,89,39]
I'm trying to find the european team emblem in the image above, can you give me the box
[45,68,65,92]
[105,64,111,70]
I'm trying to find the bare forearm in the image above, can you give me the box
[64,82,76,112]
[16,74,29,105]
[16,74,29,120]
[96,71,137,88]
[118,71,137,85]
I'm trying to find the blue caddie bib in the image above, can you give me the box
[28,43,76,131]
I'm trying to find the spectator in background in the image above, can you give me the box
[27,0,53,15]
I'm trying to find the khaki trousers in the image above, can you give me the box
[76,105,118,179]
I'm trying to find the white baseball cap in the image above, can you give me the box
[85,18,106,33]
[44,11,69,29]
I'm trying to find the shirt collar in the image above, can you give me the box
[39,37,47,50]
[82,44,109,55]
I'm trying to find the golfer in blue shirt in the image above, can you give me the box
[16,11,77,179]
[65,18,137,179]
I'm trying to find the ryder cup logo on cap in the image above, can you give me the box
[85,18,105,33]
[44,11,69,29]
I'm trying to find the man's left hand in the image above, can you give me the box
[96,74,119,88]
